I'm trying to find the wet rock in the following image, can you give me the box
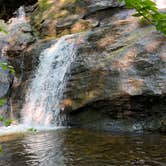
[60,9,166,132]
[0,12,35,56]
[30,0,123,37]
[0,59,12,98]
[0,57,13,117]
[56,15,81,29]
[6,23,35,54]
[87,0,124,13]
[0,6,35,119]
[1,0,165,132]
[16,0,165,132]
[10,40,55,118]
[71,19,99,33]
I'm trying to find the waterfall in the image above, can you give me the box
[17,6,26,18]
[8,6,26,29]
[1,6,26,57]
[21,35,77,127]
[0,6,78,135]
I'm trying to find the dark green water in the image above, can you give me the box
[0,128,165,166]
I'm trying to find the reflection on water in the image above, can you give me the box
[0,128,165,166]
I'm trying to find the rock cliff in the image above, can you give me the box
[0,0,165,132]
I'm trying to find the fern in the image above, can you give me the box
[119,0,166,35]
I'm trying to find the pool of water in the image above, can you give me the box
[0,128,165,166]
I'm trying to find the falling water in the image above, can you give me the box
[8,6,26,30]
[17,6,26,18]
[0,6,26,57]
[21,35,77,127]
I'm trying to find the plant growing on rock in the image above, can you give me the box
[0,63,14,107]
[0,62,15,74]
[28,128,37,132]
[0,116,13,127]
[119,0,166,35]
[0,145,2,154]
[4,119,13,127]
[0,26,7,34]
[0,99,6,107]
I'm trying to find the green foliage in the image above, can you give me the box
[119,0,166,35]
[0,26,8,34]
[0,99,6,107]
[0,62,15,74]
[38,0,51,10]
[0,44,14,110]
[28,128,37,132]
[0,63,14,108]
[0,116,4,122]
[0,145,2,154]
[0,115,14,127]
[4,119,13,127]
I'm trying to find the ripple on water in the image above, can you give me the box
[0,128,166,166]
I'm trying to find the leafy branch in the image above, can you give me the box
[119,0,166,35]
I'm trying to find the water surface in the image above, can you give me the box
[0,128,165,166]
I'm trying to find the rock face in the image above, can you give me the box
[0,57,13,117]
[65,12,166,110]
[0,6,36,119]
[61,9,166,131]
[0,0,166,132]
[42,2,165,132]
[30,0,123,37]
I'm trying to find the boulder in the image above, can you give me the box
[60,9,166,132]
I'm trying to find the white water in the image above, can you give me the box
[0,6,78,135]
[0,35,77,136]
[21,35,77,127]
[0,124,65,136]
[0,6,26,57]
[8,6,26,27]
[6,6,27,39]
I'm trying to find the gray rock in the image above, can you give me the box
[56,15,81,29]
[0,6,35,118]
[0,61,12,98]
[2,0,165,132]
[0,58,13,117]
[30,0,123,37]
[61,9,166,132]
[87,0,123,13]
